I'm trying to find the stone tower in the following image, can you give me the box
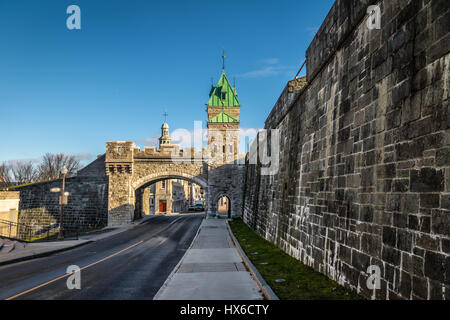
[159,122,171,147]
[206,63,240,164]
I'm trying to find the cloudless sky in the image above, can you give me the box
[0,0,334,165]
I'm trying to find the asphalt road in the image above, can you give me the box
[0,213,204,300]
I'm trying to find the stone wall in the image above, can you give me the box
[208,163,246,218]
[77,154,106,177]
[16,177,108,237]
[242,0,450,300]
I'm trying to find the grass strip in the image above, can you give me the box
[229,218,364,300]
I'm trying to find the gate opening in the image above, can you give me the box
[134,178,205,219]
[217,195,231,218]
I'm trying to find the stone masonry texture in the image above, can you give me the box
[15,177,108,237]
[242,0,450,300]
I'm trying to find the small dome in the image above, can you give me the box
[162,122,169,129]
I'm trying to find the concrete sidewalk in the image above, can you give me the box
[0,215,156,266]
[154,219,263,300]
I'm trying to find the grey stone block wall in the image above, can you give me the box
[16,177,108,237]
[243,0,450,300]
[77,154,106,177]
[207,163,246,217]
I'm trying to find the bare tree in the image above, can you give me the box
[36,153,81,181]
[0,162,12,187]
[11,161,37,185]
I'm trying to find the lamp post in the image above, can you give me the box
[58,166,68,240]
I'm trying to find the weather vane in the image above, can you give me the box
[222,49,226,70]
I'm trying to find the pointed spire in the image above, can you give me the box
[207,69,240,107]
[222,49,226,71]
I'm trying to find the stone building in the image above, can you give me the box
[149,178,192,214]
[205,64,246,217]
[207,67,241,165]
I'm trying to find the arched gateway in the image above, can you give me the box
[105,140,210,226]
[105,64,245,226]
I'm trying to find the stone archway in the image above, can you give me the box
[105,141,244,226]
[133,173,208,191]
[216,194,231,218]
[105,141,208,226]
[133,174,208,218]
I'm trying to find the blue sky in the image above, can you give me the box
[0,0,334,165]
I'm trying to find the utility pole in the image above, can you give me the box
[58,166,68,240]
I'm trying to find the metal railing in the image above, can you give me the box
[0,219,65,242]
[0,218,108,243]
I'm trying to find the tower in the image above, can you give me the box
[159,122,171,147]
[207,56,240,164]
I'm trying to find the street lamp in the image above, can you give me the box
[58,166,68,240]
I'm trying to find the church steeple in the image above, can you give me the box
[159,111,171,148]
[206,54,241,163]
[207,69,240,110]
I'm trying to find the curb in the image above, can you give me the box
[0,240,94,267]
[153,216,205,300]
[226,220,279,300]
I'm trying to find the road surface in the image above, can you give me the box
[0,213,204,300]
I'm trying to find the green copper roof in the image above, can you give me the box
[208,110,239,123]
[207,70,240,107]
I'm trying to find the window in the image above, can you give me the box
[118,147,121,152]
[161,180,166,189]
[221,92,226,100]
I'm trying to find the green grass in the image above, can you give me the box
[229,218,364,300]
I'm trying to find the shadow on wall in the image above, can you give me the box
[109,204,136,226]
